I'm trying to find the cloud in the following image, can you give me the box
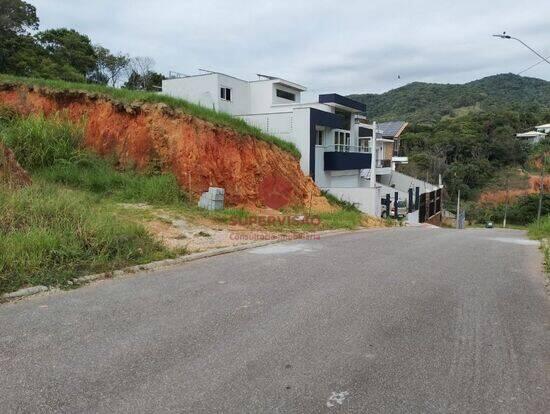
[32,0,550,94]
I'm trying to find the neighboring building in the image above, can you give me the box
[516,130,547,145]
[162,71,441,221]
[377,121,409,170]
[516,123,550,145]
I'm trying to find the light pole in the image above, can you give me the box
[537,152,546,222]
[493,33,550,66]
[494,33,548,224]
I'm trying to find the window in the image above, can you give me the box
[276,89,296,101]
[359,138,370,153]
[316,130,324,146]
[220,87,231,101]
[334,131,350,152]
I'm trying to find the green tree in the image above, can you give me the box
[124,70,165,91]
[0,0,38,35]
[35,28,97,80]
[90,45,129,86]
[0,0,39,74]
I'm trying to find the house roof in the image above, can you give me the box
[378,121,409,138]
[516,131,547,138]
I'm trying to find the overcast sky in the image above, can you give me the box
[33,0,550,96]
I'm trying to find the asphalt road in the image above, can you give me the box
[1,227,549,413]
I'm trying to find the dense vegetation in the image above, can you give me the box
[349,74,550,124]
[399,109,548,200]
[0,0,164,89]
[350,73,550,225]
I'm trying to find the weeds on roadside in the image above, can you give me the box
[0,184,174,296]
[528,216,550,273]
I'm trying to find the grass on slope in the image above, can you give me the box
[528,216,550,273]
[0,114,186,296]
[0,74,301,159]
[0,184,175,296]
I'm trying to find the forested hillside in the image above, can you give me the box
[349,74,550,124]
[350,74,550,222]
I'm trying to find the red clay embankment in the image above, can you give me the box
[0,83,328,209]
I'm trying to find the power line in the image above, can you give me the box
[517,56,550,75]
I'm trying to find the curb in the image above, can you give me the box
[0,226,385,302]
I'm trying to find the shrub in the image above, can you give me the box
[467,194,550,225]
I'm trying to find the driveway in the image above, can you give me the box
[1,227,549,413]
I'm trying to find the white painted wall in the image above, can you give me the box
[379,171,439,194]
[162,73,250,115]
[324,186,381,216]
[162,74,219,111]
[217,74,250,115]
[292,107,311,173]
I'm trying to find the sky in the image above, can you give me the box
[32,0,550,97]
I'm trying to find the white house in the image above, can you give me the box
[516,123,550,145]
[162,71,440,220]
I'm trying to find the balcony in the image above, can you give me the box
[392,156,409,164]
[377,159,392,168]
[323,145,372,171]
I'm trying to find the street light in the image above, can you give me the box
[492,32,550,66]
[494,32,548,223]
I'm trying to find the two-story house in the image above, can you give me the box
[162,71,440,220]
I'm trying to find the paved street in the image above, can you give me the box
[1,227,549,413]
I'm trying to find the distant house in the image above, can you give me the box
[162,71,441,222]
[535,123,550,134]
[377,121,409,169]
[516,124,548,144]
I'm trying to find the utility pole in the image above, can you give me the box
[369,121,377,188]
[503,172,510,228]
[456,189,461,229]
[537,152,546,222]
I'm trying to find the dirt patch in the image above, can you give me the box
[0,141,31,189]
[0,83,331,211]
[479,174,550,204]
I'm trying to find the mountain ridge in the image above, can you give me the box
[348,73,550,124]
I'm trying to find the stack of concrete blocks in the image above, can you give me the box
[198,187,225,210]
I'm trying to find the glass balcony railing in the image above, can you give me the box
[323,144,371,153]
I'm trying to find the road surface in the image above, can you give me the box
[1,227,549,413]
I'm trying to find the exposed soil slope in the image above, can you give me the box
[0,141,31,188]
[0,82,325,208]
[479,174,550,204]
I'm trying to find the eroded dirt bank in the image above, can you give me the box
[0,83,326,208]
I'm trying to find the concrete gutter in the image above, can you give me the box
[1,227,386,303]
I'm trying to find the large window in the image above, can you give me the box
[334,131,350,152]
[276,89,296,101]
[220,87,231,101]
